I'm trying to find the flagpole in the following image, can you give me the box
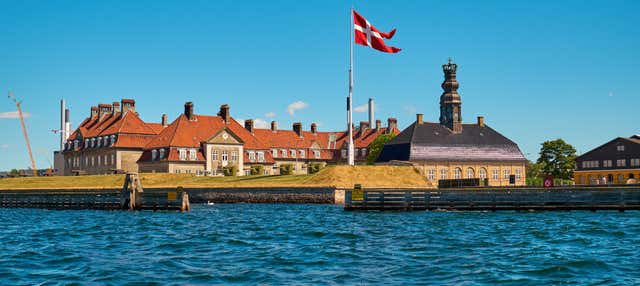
[347,8,355,166]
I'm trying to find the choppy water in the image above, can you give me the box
[1,205,639,285]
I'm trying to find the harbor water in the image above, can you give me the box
[1,204,638,285]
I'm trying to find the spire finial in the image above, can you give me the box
[448,57,453,64]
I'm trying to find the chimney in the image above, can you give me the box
[120,99,136,116]
[112,102,120,115]
[477,116,485,127]
[375,119,381,131]
[218,104,230,123]
[387,118,397,133]
[161,114,168,127]
[97,103,112,121]
[293,122,303,137]
[359,121,370,134]
[271,121,278,132]
[416,114,424,125]
[90,106,98,120]
[245,119,254,134]
[311,123,318,134]
[184,102,194,121]
[368,98,374,127]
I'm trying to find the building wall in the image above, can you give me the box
[412,161,527,187]
[574,169,640,185]
[205,144,244,175]
[138,161,170,173]
[63,149,118,175]
[168,162,206,174]
[117,150,143,174]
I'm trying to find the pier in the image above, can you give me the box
[344,186,640,211]
[0,174,190,211]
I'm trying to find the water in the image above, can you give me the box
[1,205,639,285]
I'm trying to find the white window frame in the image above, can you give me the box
[617,159,626,167]
[222,150,228,161]
[248,151,256,162]
[466,168,474,179]
[159,149,165,160]
[231,151,238,161]
[479,168,487,180]
[212,150,219,161]
[299,149,305,158]
[179,149,187,161]
[492,169,499,180]
[189,148,197,161]
[454,168,462,179]
[257,151,265,162]
[427,169,435,181]
[152,150,157,161]
[281,149,287,158]
[314,150,320,159]
[290,149,296,158]
[272,149,278,158]
[440,169,447,180]
[515,168,522,180]
[503,169,510,180]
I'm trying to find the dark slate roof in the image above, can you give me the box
[377,122,526,162]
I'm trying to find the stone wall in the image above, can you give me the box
[183,187,335,204]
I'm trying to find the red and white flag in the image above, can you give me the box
[353,10,401,53]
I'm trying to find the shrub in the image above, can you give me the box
[250,165,264,175]
[223,165,238,176]
[279,164,295,175]
[308,163,323,174]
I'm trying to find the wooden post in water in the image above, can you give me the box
[122,173,144,210]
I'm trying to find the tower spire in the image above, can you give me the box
[439,58,462,133]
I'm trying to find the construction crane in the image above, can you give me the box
[8,90,38,177]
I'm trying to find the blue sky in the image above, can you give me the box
[0,0,638,170]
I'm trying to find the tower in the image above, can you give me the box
[368,98,374,127]
[439,58,462,133]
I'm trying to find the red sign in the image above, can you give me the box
[543,176,554,188]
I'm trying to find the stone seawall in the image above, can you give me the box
[178,187,336,204]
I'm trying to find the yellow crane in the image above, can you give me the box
[8,90,37,177]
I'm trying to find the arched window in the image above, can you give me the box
[454,168,462,179]
[159,149,165,159]
[479,168,487,180]
[466,167,475,179]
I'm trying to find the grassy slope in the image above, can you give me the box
[0,166,430,190]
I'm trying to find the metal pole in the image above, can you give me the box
[347,8,355,166]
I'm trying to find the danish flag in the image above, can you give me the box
[353,10,401,53]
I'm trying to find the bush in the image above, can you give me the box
[223,165,238,176]
[279,164,295,175]
[250,165,264,175]
[308,163,323,174]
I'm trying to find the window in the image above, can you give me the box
[281,149,287,158]
[74,140,79,149]
[231,151,238,161]
[492,169,499,180]
[361,148,367,157]
[111,154,115,164]
[179,149,187,161]
[97,137,102,147]
[91,156,95,166]
[104,137,109,146]
[98,156,101,165]
[104,155,108,165]
[466,168,475,179]
[314,150,320,159]
[212,150,219,161]
[110,135,116,146]
[453,168,462,179]
[617,145,625,151]
[91,138,96,148]
[257,151,265,162]
[189,148,197,161]
[631,159,640,167]
[618,174,625,184]
[159,149,165,160]
[248,151,256,162]
[504,169,510,180]
[515,168,522,180]
[440,169,447,180]
[85,157,89,166]
[299,150,305,158]
[427,169,436,181]
[617,159,626,167]
[290,150,296,158]
[152,149,157,161]
[603,160,612,168]
[341,149,347,158]
[222,150,228,161]
[272,149,278,158]
[479,168,487,180]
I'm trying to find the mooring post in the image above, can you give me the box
[181,190,190,212]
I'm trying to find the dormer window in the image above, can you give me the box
[189,148,197,161]
[248,151,256,162]
[84,139,89,148]
[257,151,265,162]
[159,148,165,159]
[290,150,296,158]
[110,135,116,146]
[299,150,305,158]
[272,149,277,158]
[97,137,102,147]
[91,138,96,148]
[314,150,320,159]
[152,149,157,161]
[281,149,287,158]
[179,149,187,160]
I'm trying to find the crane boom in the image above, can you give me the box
[8,91,38,177]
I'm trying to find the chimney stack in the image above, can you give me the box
[359,121,370,134]
[120,99,136,116]
[97,103,112,121]
[416,114,424,125]
[112,102,121,115]
[184,102,194,121]
[271,121,278,132]
[90,106,98,120]
[245,119,254,134]
[368,98,374,127]
[375,119,381,131]
[311,123,317,134]
[477,116,485,127]
[387,118,398,133]
[218,104,230,123]
[161,114,168,127]
[293,122,303,137]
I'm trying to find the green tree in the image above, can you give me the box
[536,139,577,180]
[525,160,544,186]
[366,134,397,165]
[9,169,19,178]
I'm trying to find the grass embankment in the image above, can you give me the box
[0,166,430,190]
